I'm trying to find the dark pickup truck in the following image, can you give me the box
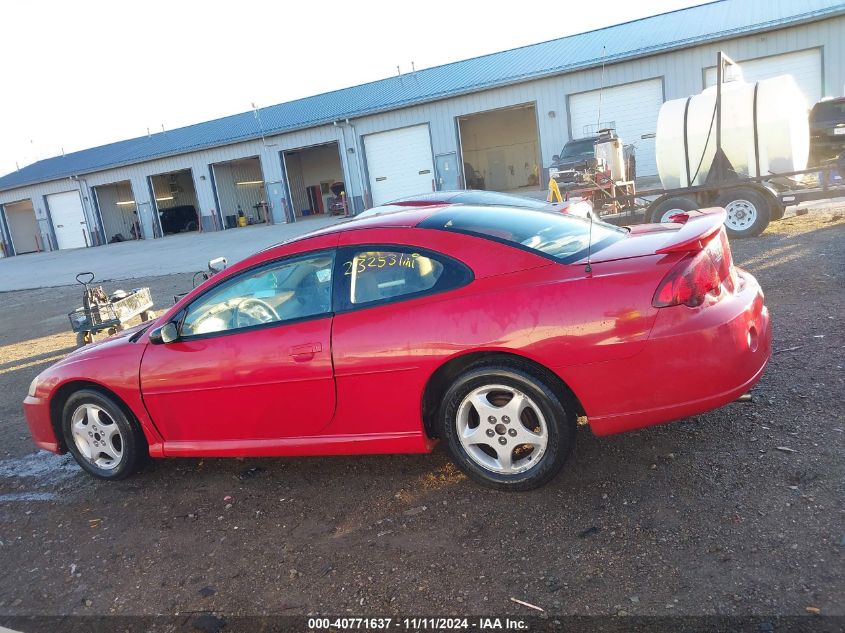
[549,136,636,184]
[809,97,845,165]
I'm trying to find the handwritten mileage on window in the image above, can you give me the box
[343,252,421,275]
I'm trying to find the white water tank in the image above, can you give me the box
[595,136,626,182]
[656,75,810,189]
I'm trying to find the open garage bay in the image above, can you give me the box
[458,103,541,193]
[283,143,347,220]
[212,157,269,229]
[1,198,40,255]
[93,180,141,243]
[149,169,201,236]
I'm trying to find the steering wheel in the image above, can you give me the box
[234,298,280,328]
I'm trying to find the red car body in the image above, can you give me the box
[24,205,771,463]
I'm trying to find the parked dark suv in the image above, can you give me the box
[809,97,845,166]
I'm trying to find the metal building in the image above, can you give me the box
[1,0,843,256]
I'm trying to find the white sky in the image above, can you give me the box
[0,0,704,177]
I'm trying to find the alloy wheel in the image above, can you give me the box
[70,404,124,470]
[455,384,548,474]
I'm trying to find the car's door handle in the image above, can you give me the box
[289,343,322,360]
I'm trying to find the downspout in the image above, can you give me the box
[333,121,355,215]
[70,175,98,247]
[0,203,12,256]
[78,176,103,245]
[345,119,368,211]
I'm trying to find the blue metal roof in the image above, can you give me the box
[2,0,843,193]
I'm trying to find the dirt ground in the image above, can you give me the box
[0,210,843,630]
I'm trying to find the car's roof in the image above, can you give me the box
[264,201,590,255]
[388,191,463,205]
[318,204,444,231]
[260,205,447,253]
[386,190,554,209]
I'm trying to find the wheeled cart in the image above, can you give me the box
[68,272,154,346]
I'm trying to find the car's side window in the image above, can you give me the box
[180,252,334,337]
[338,246,471,309]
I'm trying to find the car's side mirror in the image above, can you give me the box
[149,322,180,345]
[552,155,560,162]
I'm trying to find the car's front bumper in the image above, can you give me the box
[23,395,62,453]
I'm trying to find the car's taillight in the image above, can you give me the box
[653,228,735,308]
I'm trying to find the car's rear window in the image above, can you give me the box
[418,206,626,263]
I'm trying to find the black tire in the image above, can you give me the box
[649,196,698,223]
[714,187,771,238]
[140,310,154,322]
[75,331,91,347]
[438,361,576,491]
[61,388,147,480]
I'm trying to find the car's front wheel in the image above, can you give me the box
[62,389,147,480]
[439,362,576,491]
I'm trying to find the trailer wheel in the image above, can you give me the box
[649,196,698,223]
[715,188,770,238]
[140,310,154,322]
[76,331,92,347]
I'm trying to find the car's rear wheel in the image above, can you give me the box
[62,389,146,480]
[439,362,575,491]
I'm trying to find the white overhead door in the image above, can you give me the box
[705,49,822,106]
[569,78,664,176]
[47,190,88,250]
[364,124,435,206]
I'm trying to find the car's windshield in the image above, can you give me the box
[559,138,596,158]
[419,206,625,263]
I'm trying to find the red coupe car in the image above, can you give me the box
[24,204,771,490]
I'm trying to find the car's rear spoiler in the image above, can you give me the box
[654,207,726,254]
[574,207,727,265]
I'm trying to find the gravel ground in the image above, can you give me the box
[0,210,842,629]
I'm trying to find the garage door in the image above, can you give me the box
[569,78,664,177]
[705,49,822,106]
[47,191,88,250]
[364,125,435,206]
